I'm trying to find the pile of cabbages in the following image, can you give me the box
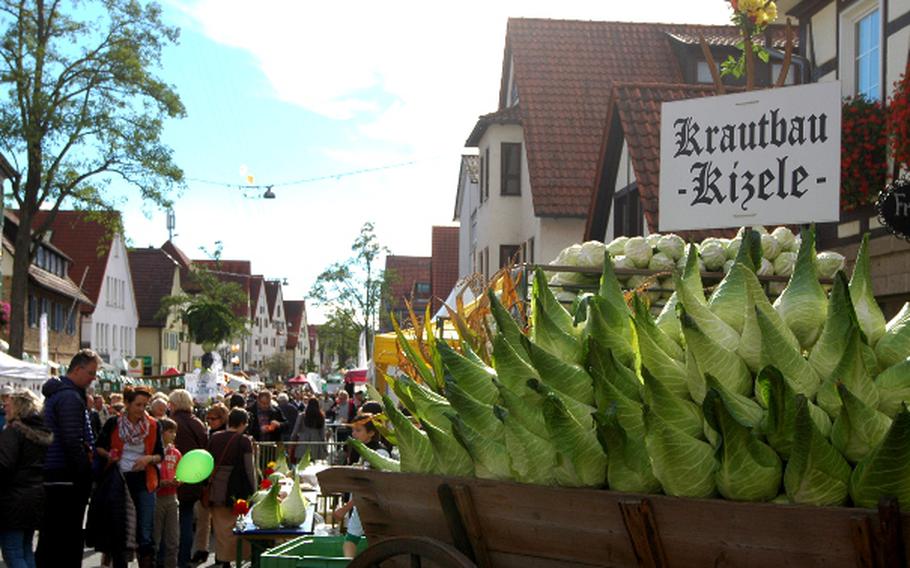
[548,226,846,304]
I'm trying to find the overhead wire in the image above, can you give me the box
[185,156,430,191]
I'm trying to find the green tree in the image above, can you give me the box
[263,351,293,379]
[309,222,387,363]
[158,262,248,353]
[316,307,360,371]
[0,0,185,357]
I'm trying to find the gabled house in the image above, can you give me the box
[453,154,480,278]
[248,275,270,368]
[284,300,309,374]
[264,279,287,363]
[1,211,93,362]
[128,247,184,375]
[30,211,139,366]
[463,18,798,272]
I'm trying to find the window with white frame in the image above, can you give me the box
[841,2,881,101]
[855,9,880,100]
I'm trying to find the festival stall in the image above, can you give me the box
[0,351,49,395]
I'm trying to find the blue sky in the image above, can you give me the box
[121,0,732,322]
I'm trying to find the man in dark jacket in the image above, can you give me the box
[248,390,286,442]
[36,348,101,568]
[276,393,299,442]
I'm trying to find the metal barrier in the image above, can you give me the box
[253,440,350,473]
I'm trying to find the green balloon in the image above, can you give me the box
[175,449,214,484]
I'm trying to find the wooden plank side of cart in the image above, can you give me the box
[318,468,910,567]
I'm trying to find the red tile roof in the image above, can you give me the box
[249,275,264,314]
[430,226,459,313]
[189,259,252,318]
[284,300,306,349]
[587,82,737,241]
[384,255,431,308]
[465,106,522,147]
[128,248,180,327]
[161,240,192,269]
[496,18,792,218]
[28,210,120,313]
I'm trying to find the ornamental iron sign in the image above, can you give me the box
[875,176,910,242]
[659,82,841,231]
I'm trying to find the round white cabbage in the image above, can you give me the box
[551,244,582,266]
[771,227,797,252]
[549,271,591,287]
[817,251,846,279]
[757,257,774,276]
[606,236,629,257]
[649,252,676,272]
[773,251,797,277]
[624,237,653,268]
[646,233,661,249]
[577,240,607,268]
[613,255,634,270]
[761,234,782,261]
[656,234,686,260]
[699,239,727,271]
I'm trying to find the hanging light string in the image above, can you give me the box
[186,157,427,191]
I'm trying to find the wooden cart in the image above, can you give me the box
[318,467,908,568]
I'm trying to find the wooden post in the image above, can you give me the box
[744,34,756,90]
[774,19,795,87]
[619,499,668,568]
[699,34,726,95]
[876,498,906,568]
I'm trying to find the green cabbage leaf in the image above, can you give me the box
[773,226,827,349]
[383,395,439,474]
[681,310,752,397]
[251,482,283,529]
[704,389,781,502]
[437,341,498,405]
[875,358,910,418]
[347,439,401,472]
[849,234,887,346]
[755,367,830,460]
[830,382,892,464]
[280,467,310,527]
[874,302,910,369]
[816,325,879,418]
[849,405,910,508]
[449,413,509,480]
[809,272,859,382]
[783,396,851,506]
[644,406,717,498]
[594,407,660,493]
[756,305,820,397]
[421,418,474,477]
[641,368,704,440]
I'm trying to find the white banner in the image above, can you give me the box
[659,82,841,231]
[39,313,48,364]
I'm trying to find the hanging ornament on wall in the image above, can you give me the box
[876,175,910,242]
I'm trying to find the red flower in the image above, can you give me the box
[233,499,250,516]
[259,479,272,490]
[263,467,275,477]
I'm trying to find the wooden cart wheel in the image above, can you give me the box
[347,536,478,568]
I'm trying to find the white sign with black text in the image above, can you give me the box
[659,81,841,231]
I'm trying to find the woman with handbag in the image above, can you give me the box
[95,386,163,568]
[206,408,256,568]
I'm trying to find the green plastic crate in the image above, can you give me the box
[260,535,368,568]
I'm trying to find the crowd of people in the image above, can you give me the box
[0,348,380,568]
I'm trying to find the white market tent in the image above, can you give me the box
[0,351,50,395]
